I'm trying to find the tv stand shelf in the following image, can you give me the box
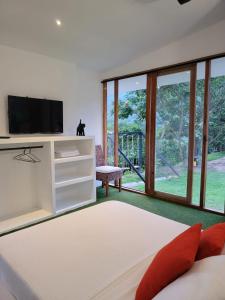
[54,154,93,164]
[0,136,96,235]
[55,175,94,189]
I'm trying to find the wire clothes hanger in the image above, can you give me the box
[14,148,41,163]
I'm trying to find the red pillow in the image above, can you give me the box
[135,224,202,300]
[196,223,225,261]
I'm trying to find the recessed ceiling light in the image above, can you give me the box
[56,19,62,26]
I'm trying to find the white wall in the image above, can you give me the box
[102,19,225,79]
[0,45,102,143]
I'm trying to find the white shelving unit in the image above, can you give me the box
[55,175,94,188]
[55,180,95,214]
[54,154,93,165]
[0,136,96,234]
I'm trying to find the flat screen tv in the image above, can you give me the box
[8,96,63,134]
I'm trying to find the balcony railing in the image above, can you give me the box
[108,131,145,182]
[107,131,180,185]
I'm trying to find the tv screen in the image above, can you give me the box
[8,96,63,134]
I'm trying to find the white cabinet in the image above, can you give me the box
[55,180,95,214]
[0,136,96,234]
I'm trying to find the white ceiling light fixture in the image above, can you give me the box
[55,19,62,27]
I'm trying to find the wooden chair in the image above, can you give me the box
[96,145,123,197]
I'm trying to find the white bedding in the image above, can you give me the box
[154,255,225,300]
[0,281,15,300]
[0,201,188,300]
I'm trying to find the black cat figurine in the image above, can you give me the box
[76,119,86,136]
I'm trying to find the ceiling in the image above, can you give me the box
[0,0,224,72]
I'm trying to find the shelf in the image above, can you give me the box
[55,175,94,189]
[0,209,52,234]
[55,180,95,214]
[0,136,96,233]
[56,199,95,214]
[0,136,94,146]
[54,154,93,165]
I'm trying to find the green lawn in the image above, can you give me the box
[122,170,225,213]
[207,151,225,161]
[122,172,143,184]
[156,171,225,212]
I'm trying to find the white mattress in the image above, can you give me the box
[0,201,188,300]
[0,281,15,300]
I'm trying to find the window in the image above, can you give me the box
[205,57,225,212]
[106,81,115,165]
[155,69,191,198]
[103,54,225,215]
[118,75,147,192]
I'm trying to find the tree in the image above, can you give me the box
[208,77,225,152]
[107,75,225,167]
[118,89,146,132]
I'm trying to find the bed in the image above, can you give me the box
[0,201,197,299]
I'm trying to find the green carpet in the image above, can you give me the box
[1,187,224,237]
[96,187,225,229]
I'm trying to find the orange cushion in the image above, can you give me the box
[135,224,202,300]
[196,223,225,261]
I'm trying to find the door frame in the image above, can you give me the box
[147,65,197,204]
[102,59,225,216]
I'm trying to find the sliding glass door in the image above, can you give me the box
[154,69,192,198]
[192,62,205,206]
[106,81,115,165]
[118,75,147,192]
[103,56,225,215]
[204,57,225,213]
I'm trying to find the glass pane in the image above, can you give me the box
[155,70,191,197]
[192,62,205,206]
[107,81,114,165]
[205,57,225,213]
[118,75,147,192]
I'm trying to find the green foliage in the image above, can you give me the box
[156,82,190,165]
[208,77,225,152]
[107,75,225,168]
[118,89,146,131]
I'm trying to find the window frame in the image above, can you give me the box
[102,53,225,216]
